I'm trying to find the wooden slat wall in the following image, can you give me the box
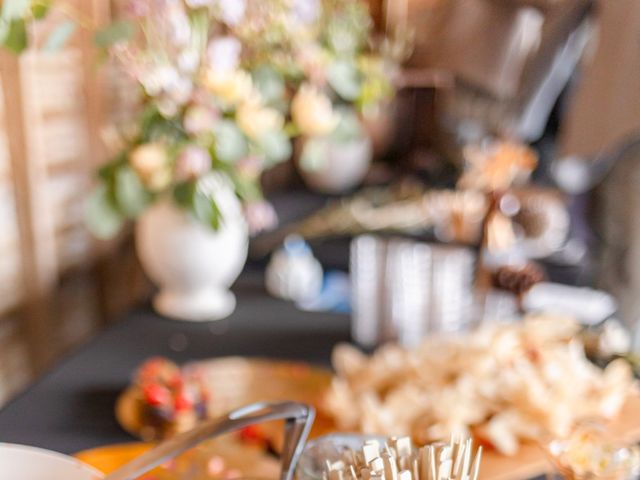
[0,0,153,406]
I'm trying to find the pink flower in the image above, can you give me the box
[175,145,211,181]
[125,0,151,17]
[236,155,264,180]
[244,200,278,235]
[184,104,218,135]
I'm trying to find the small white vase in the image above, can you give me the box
[297,135,373,194]
[135,175,248,321]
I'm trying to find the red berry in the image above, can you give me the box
[239,425,265,444]
[142,383,171,407]
[138,357,168,382]
[168,373,183,389]
[174,388,193,411]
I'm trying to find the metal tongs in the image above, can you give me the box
[104,401,315,480]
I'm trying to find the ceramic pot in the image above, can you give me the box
[0,443,102,480]
[135,174,248,321]
[297,135,373,195]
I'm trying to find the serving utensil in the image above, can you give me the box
[104,401,315,480]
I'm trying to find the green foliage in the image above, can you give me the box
[330,107,363,143]
[94,20,135,48]
[86,158,150,239]
[258,130,291,165]
[84,185,124,239]
[173,180,222,229]
[252,65,285,104]
[227,170,261,202]
[0,0,76,53]
[30,0,50,19]
[299,138,326,172]
[113,165,151,217]
[215,120,248,163]
[192,187,221,230]
[327,60,362,101]
[3,17,26,53]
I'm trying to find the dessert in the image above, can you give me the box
[133,357,209,438]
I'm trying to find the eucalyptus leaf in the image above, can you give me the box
[173,180,197,208]
[85,185,124,239]
[114,166,150,217]
[300,138,327,172]
[229,170,261,201]
[327,60,362,101]
[330,107,363,143]
[3,18,27,53]
[258,130,292,165]
[215,120,247,163]
[192,189,221,230]
[252,65,285,104]
[43,20,75,52]
[94,20,135,48]
[173,180,221,229]
[31,0,51,19]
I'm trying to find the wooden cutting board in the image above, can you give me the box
[479,394,640,480]
[75,437,280,478]
[106,356,640,480]
[78,395,640,480]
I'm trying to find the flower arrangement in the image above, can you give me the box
[233,0,399,164]
[86,0,397,238]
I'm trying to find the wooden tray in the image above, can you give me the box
[75,437,280,478]
[479,394,640,480]
[113,357,640,480]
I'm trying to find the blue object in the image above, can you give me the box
[297,270,351,313]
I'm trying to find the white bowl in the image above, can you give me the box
[0,443,103,480]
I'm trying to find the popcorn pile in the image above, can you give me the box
[325,315,635,455]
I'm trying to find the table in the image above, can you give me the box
[0,268,350,454]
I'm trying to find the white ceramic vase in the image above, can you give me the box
[136,175,248,322]
[297,135,373,194]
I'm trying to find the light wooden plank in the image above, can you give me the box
[0,51,58,372]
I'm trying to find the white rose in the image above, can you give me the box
[236,100,284,140]
[141,65,178,97]
[207,36,242,73]
[214,0,246,26]
[290,0,320,25]
[166,4,191,47]
[178,49,200,73]
[185,0,213,7]
[291,84,339,137]
[204,69,253,107]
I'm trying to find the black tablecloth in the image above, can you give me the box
[0,269,350,454]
